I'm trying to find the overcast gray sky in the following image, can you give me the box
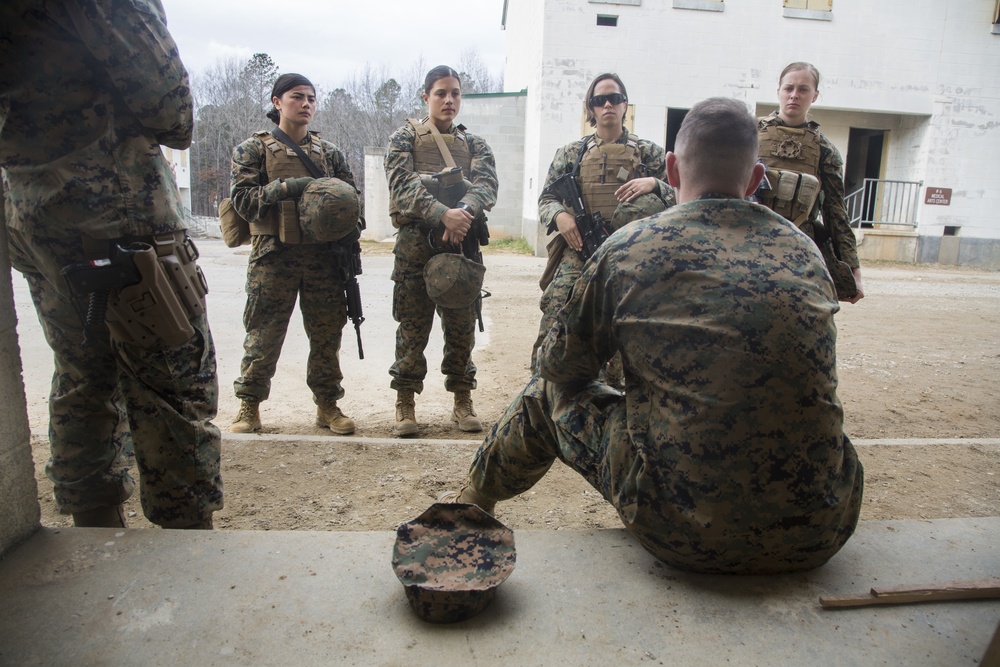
[162,0,508,88]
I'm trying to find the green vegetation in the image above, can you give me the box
[485,237,533,255]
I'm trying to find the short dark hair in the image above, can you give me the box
[424,66,462,94]
[675,97,758,184]
[583,72,628,128]
[266,73,315,124]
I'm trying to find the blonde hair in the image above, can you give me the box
[778,62,821,90]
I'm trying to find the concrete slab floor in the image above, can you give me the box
[0,518,997,666]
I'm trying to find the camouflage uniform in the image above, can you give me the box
[467,197,864,574]
[758,112,859,268]
[0,0,223,527]
[384,120,498,394]
[230,133,361,406]
[532,131,676,372]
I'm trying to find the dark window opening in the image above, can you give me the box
[944,226,961,237]
[596,15,618,26]
[665,108,689,152]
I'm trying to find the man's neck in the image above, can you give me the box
[595,125,624,143]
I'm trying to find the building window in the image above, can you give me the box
[596,14,619,26]
[673,0,724,11]
[784,0,832,21]
[993,0,1000,34]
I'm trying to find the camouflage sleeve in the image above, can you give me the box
[538,141,584,232]
[230,136,283,222]
[322,140,364,224]
[384,124,449,226]
[459,133,499,215]
[819,135,859,268]
[634,139,677,205]
[537,245,616,384]
[62,0,193,149]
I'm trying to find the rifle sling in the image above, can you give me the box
[270,127,324,178]
[424,121,459,170]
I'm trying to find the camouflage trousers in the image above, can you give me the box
[467,376,864,574]
[7,229,223,528]
[390,225,476,394]
[235,242,348,405]
[531,246,623,386]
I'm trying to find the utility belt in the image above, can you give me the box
[63,231,208,349]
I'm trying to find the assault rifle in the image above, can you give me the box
[334,241,365,359]
[542,173,610,260]
[433,167,491,332]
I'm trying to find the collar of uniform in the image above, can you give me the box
[696,192,743,201]
[420,116,465,135]
[763,111,820,130]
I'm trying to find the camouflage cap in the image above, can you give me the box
[610,192,667,231]
[392,502,516,624]
[423,252,485,310]
[298,178,360,243]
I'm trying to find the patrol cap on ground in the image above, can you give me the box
[298,178,360,242]
[392,502,516,623]
[423,253,485,309]
[610,192,668,231]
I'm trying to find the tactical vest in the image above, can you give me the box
[389,118,474,227]
[757,123,823,227]
[576,134,642,222]
[249,130,327,240]
[409,118,473,175]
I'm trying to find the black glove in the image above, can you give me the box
[283,177,314,199]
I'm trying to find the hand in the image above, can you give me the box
[555,211,581,252]
[615,176,656,203]
[440,207,473,243]
[845,267,865,304]
[282,177,314,199]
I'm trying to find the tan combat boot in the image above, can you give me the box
[438,485,496,514]
[231,399,262,433]
[451,390,483,432]
[317,402,356,435]
[393,389,419,437]
[72,503,127,528]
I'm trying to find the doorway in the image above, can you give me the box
[845,128,887,226]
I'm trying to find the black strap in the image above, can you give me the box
[270,128,324,178]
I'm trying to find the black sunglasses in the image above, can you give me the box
[589,93,627,107]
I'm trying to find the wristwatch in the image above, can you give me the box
[457,203,475,215]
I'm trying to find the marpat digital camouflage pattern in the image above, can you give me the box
[531,131,675,372]
[467,198,864,575]
[393,502,516,623]
[0,0,222,527]
[385,120,498,394]
[423,252,485,310]
[758,112,859,269]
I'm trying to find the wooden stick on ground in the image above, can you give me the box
[820,578,1000,609]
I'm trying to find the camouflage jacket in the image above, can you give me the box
[230,131,360,259]
[538,198,860,570]
[758,112,859,268]
[0,0,192,239]
[538,130,671,232]
[384,120,498,228]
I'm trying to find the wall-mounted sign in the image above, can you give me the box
[925,187,952,206]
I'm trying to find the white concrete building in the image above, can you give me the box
[499,0,1000,267]
[161,146,192,216]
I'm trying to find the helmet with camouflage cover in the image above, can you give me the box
[298,177,361,243]
[610,191,668,231]
[392,502,516,623]
[423,252,485,309]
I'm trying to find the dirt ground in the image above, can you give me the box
[13,239,1000,531]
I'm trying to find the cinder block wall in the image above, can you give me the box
[0,220,41,556]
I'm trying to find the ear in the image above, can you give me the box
[421,92,430,105]
[666,152,681,188]
[272,96,281,108]
[744,161,767,197]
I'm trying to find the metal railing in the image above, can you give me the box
[845,178,923,230]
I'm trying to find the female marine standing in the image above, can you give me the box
[757,62,864,303]
[384,65,498,437]
[230,73,364,434]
